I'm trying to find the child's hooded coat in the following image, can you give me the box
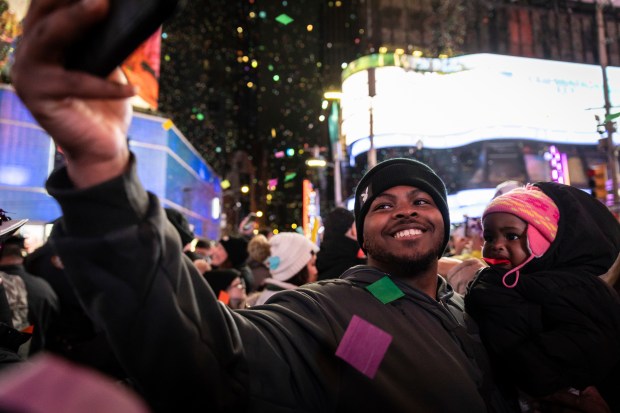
[465,181,620,410]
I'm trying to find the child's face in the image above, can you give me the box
[482,213,530,269]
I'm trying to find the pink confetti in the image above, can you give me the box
[335,315,393,379]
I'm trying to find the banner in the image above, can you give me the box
[0,0,162,110]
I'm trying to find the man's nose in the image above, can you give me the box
[394,204,417,217]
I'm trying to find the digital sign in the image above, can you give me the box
[0,0,163,110]
[341,53,619,162]
[0,86,222,240]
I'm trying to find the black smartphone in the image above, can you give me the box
[64,0,183,77]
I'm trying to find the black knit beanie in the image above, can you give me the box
[164,208,195,246]
[354,158,450,256]
[203,269,241,297]
[219,236,249,267]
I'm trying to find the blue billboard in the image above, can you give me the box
[0,85,221,240]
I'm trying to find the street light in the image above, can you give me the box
[306,158,328,168]
[323,91,345,206]
[367,68,377,168]
[596,0,620,210]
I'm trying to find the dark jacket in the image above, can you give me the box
[465,182,620,410]
[0,283,29,370]
[0,263,59,354]
[316,234,364,280]
[45,156,515,413]
[23,244,128,380]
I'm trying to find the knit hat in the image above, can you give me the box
[164,208,195,246]
[354,158,450,255]
[203,269,241,297]
[219,236,249,267]
[266,232,319,282]
[483,184,559,259]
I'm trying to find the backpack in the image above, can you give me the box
[0,272,29,331]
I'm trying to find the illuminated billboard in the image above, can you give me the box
[0,86,221,239]
[0,0,162,110]
[123,29,163,110]
[341,53,618,162]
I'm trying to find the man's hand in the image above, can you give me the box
[443,258,486,295]
[12,0,136,188]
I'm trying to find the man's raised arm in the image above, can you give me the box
[12,0,136,188]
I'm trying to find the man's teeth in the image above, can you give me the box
[394,229,423,238]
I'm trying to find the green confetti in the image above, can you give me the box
[366,276,404,304]
[275,13,294,25]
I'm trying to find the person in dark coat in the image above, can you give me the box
[0,212,31,367]
[0,236,59,355]
[316,207,365,281]
[465,182,620,411]
[24,241,128,381]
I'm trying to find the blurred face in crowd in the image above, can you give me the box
[363,185,444,275]
[306,253,318,283]
[194,246,211,260]
[450,227,470,255]
[482,212,530,269]
[226,276,247,309]
[209,243,229,267]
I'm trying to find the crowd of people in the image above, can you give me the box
[0,0,619,412]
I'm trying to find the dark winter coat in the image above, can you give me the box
[316,234,364,280]
[465,181,620,411]
[0,264,59,354]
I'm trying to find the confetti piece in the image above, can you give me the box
[162,119,174,130]
[217,290,230,305]
[275,13,294,25]
[335,315,392,379]
[366,276,404,304]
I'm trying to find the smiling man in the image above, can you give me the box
[354,159,451,298]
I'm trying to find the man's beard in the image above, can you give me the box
[364,237,442,276]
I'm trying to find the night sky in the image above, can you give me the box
[157,0,357,230]
[159,1,326,177]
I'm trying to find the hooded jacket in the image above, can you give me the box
[45,156,516,413]
[465,182,620,410]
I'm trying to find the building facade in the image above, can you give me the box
[320,0,620,217]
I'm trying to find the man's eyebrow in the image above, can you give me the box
[373,192,396,201]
